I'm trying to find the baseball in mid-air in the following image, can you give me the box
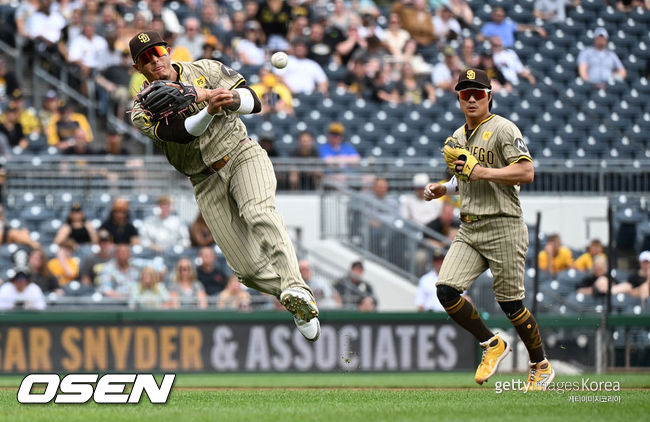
[271,51,288,69]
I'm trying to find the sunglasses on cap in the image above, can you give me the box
[137,45,168,66]
[458,88,491,101]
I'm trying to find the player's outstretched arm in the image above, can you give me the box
[423,176,457,201]
[467,159,534,185]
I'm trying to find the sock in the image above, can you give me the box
[508,307,545,363]
[443,297,493,343]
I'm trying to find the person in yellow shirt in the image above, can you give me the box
[46,102,93,147]
[250,66,294,115]
[573,239,605,272]
[47,238,80,287]
[538,233,573,276]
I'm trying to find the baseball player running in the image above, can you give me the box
[128,31,320,341]
[424,68,554,390]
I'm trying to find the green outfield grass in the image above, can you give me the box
[1,373,649,422]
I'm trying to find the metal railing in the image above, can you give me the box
[320,180,450,281]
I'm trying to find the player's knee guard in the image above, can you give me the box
[498,300,525,319]
[436,284,462,308]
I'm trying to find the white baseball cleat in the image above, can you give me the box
[293,315,321,342]
[280,287,319,322]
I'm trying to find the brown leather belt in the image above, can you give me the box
[190,138,251,186]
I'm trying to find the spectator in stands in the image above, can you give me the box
[95,50,133,118]
[100,197,139,245]
[576,255,613,296]
[217,275,252,310]
[98,242,139,299]
[275,37,328,95]
[400,173,443,226]
[538,233,574,276]
[397,38,432,75]
[425,202,460,248]
[415,249,446,312]
[477,6,547,48]
[477,51,512,93]
[256,0,292,50]
[0,204,40,249]
[6,90,41,137]
[432,46,463,92]
[334,261,377,311]
[329,0,357,31]
[446,0,474,27]
[54,202,98,246]
[25,0,66,53]
[289,130,322,190]
[0,102,27,150]
[397,61,435,104]
[250,65,294,115]
[335,20,368,67]
[307,20,337,68]
[196,246,228,296]
[169,257,208,309]
[606,251,650,299]
[176,17,205,61]
[79,229,114,286]
[358,296,376,312]
[67,21,109,89]
[299,259,341,309]
[95,4,118,38]
[236,20,267,66]
[573,239,606,272]
[27,248,59,294]
[534,0,580,23]
[61,127,97,155]
[578,27,626,88]
[99,127,130,155]
[319,122,360,167]
[358,12,385,42]
[47,101,93,147]
[370,66,400,104]
[143,0,183,35]
[365,177,401,261]
[129,266,170,309]
[433,5,462,42]
[259,132,279,158]
[491,36,536,85]
[460,38,480,68]
[340,57,374,98]
[383,12,411,58]
[47,238,79,287]
[391,0,436,48]
[0,267,46,310]
[189,212,215,247]
[39,90,59,131]
[0,57,19,106]
[140,195,189,252]
[286,14,309,45]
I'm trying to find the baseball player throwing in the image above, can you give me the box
[424,68,554,389]
[128,31,320,341]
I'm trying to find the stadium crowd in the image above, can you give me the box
[0,0,649,312]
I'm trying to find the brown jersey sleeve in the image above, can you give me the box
[498,121,533,165]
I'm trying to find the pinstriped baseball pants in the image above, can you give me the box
[436,216,528,301]
[194,141,311,298]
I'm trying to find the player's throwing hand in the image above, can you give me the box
[423,183,446,201]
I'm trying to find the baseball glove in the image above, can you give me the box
[136,80,198,121]
[442,136,479,182]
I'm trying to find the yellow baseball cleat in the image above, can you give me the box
[525,359,555,391]
[475,334,511,385]
[280,288,319,322]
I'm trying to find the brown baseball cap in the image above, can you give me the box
[455,68,492,91]
[129,31,167,64]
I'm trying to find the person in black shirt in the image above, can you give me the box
[54,202,98,245]
[196,246,228,296]
[100,197,139,245]
[0,102,27,149]
[333,261,377,311]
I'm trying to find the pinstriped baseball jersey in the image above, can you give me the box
[131,59,248,178]
[451,114,532,217]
